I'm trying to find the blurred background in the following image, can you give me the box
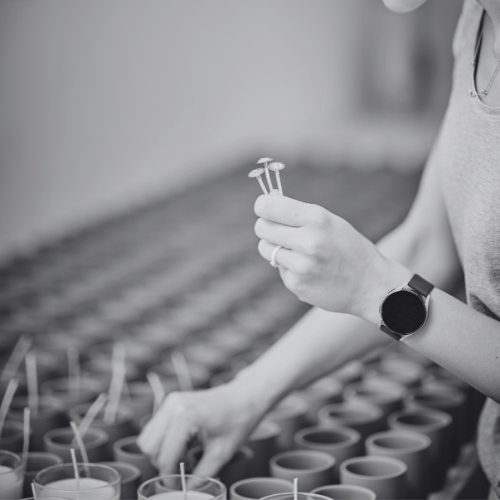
[0,0,462,256]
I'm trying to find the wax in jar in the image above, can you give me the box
[0,464,23,500]
[147,491,215,500]
[40,478,119,500]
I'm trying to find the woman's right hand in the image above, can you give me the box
[137,379,265,477]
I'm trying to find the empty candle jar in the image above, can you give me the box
[218,446,254,488]
[69,402,135,454]
[311,484,377,500]
[363,358,424,389]
[245,419,281,476]
[0,450,23,500]
[365,429,431,499]
[40,377,103,409]
[318,401,384,441]
[230,477,294,500]
[343,379,407,420]
[113,435,158,482]
[0,420,26,453]
[266,394,309,451]
[387,407,452,490]
[296,377,344,425]
[270,450,335,492]
[137,474,226,500]
[33,462,121,500]
[294,425,362,482]
[9,395,66,451]
[340,456,407,500]
[404,385,466,461]
[44,426,109,462]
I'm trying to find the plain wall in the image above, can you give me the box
[0,0,461,256]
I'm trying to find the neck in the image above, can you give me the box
[478,0,500,58]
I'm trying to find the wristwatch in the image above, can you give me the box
[379,274,434,341]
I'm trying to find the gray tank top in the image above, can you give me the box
[435,1,500,496]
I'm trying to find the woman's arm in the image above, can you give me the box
[242,146,462,412]
[139,145,465,477]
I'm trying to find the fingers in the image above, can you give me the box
[138,392,195,469]
[254,194,325,227]
[157,418,193,474]
[193,440,232,479]
[254,218,302,251]
[258,239,307,273]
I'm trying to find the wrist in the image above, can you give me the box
[356,253,413,326]
[230,363,283,417]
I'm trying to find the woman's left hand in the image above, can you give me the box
[254,193,407,324]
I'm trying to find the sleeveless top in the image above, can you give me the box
[433,1,500,496]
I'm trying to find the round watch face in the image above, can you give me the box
[381,290,427,335]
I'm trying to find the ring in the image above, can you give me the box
[270,245,283,268]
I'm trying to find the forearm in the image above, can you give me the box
[237,217,460,414]
[236,307,388,413]
[403,288,500,402]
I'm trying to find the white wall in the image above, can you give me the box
[0,0,460,256]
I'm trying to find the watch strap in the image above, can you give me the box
[408,274,434,297]
[380,324,402,341]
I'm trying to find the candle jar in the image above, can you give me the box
[22,451,63,497]
[137,474,226,500]
[124,382,155,432]
[387,407,452,490]
[99,461,142,500]
[0,450,23,500]
[365,429,431,499]
[343,379,407,420]
[311,485,377,500]
[69,403,135,455]
[293,426,362,482]
[230,478,294,500]
[270,450,336,492]
[245,419,281,476]
[266,395,309,451]
[0,420,27,453]
[295,377,343,425]
[340,456,407,500]
[44,426,109,462]
[34,462,120,500]
[9,395,67,451]
[260,493,332,500]
[318,401,384,441]
[363,358,424,389]
[40,377,104,409]
[113,435,158,482]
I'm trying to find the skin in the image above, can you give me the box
[138,0,500,477]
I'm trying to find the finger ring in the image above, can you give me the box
[270,245,283,268]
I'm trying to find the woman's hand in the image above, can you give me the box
[254,193,408,324]
[137,379,265,477]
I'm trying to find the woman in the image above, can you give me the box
[139,0,500,496]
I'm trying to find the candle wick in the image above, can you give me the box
[180,462,187,500]
[22,407,30,467]
[31,482,38,500]
[26,353,39,417]
[171,351,193,392]
[293,478,298,500]
[0,378,19,441]
[70,448,80,498]
[147,371,165,414]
